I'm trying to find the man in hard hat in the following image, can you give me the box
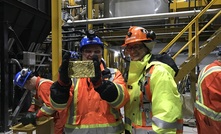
[14,68,65,134]
[121,26,183,134]
[50,33,129,134]
[194,51,221,134]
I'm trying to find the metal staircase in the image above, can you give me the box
[159,0,221,83]
[159,0,221,122]
[175,26,221,82]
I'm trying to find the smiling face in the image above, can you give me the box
[125,41,149,61]
[81,44,103,61]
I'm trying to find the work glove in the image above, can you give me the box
[58,52,72,86]
[50,81,70,104]
[90,55,102,88]
[101,68,111,79]
[20,112,37,126]
[70,51,80,60]
[90,55,118,102]
[94,80,118,102]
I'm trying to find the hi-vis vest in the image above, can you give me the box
[125,54,183,134]
[64,68,126,134]
[195,65,221,121]
[34,78,56,117]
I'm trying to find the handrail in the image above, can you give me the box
[159,0,218,59]
[173,9,221,58]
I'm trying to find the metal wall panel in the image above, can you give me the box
[109,0,168,17]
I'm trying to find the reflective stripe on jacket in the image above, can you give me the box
[125,54,183,134]
[34,77,65,134]
[194,60,221,134]
[36,78,56,116]
[51,66,129,134]
[31,97,42,107]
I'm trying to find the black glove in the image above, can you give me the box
[102,68,111,79]
[58,52,71,86]
[50,81,70,104]
[91,55,102,88]
[21,112,37,126]
[94,80,118,102]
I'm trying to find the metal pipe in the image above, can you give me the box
[10,58,22,69]
[65,5,82,9]
[67,8,220,26]
[98,21,210,31]
[8,89,30,126]
[100,30,216,40]
[8,25,25,50]
[44,30,216,43]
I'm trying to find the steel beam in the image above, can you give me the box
[0,21,10,132]
[51,0,62,81]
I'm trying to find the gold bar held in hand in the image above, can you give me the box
[68,60,95,78]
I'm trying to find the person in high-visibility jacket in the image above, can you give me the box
[14,68,66,134]
[194,52,221,134]
[121,26,183,134]
[50,33,130,134]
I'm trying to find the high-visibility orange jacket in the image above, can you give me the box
[29,77,65,134]
[50,66,129,134]
[194,60,221,134]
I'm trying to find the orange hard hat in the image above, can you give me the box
[122,26,156,50]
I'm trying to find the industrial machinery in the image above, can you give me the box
[1,0,221,132]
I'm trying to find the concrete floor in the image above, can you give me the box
[1,107,198,134]
[1,128,198,134]
[0,127,198,134]
[1,126,198,134]
[183,126,198,134]
[0,126,197,134]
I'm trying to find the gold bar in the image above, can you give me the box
[68,61,95,78]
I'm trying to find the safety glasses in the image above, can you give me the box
[125,43,144,52]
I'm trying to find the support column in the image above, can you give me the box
[87,0,93,30]
[51,0,62,81]
[0,21,10,132]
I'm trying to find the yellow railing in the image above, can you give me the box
[170,0,221,10]
[164,0,221,103]
[160,0,220,60]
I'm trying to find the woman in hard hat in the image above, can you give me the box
[122,26,183,134]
